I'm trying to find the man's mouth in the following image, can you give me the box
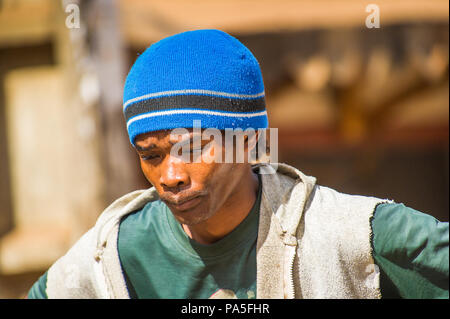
[161,193,206,211]
[172,196,203,211]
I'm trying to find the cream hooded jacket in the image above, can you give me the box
[45,163,390,299]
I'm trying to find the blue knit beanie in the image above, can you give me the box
[123,29,268,145]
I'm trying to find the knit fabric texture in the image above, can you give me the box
[123,29,268,145]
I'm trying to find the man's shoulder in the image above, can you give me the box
[302,184,392,224]
[311,184,390,205]
[119,198,167,230]
[267,163,389,206]
[94,187,160,228]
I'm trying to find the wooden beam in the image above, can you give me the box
[88,0,146,203]
[118,0,450,46]
[0,0,55,47]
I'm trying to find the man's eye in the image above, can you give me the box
[140,154,160,161]
[190,142,205,152]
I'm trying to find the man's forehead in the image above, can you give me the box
[135,128,196,148]
[134,128,242,150]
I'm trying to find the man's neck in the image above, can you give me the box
[182,168,259,245]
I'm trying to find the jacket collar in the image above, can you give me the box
[257,163,317,237]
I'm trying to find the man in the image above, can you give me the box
[28,29,448,299]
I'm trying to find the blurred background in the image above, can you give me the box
[0,0,448,298]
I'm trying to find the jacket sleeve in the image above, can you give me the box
[371,202,449,299]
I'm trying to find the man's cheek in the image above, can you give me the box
[141,166,158,187]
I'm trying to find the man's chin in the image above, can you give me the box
[169,207,213,226]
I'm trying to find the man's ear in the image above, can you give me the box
[245,130,259,151]
[244,130,260,165]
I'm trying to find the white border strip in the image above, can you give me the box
[126,109,267,129]
[123,89,265,110]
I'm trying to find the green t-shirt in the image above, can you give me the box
[118,180,262,299]
[28,191,449,299]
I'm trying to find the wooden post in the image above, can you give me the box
[87,0,143,203]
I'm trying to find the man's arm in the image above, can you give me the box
[371,203,449,299]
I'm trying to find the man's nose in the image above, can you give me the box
[159,155,190,190]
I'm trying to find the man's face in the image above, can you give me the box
[134,129,251,226]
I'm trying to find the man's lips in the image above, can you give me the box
[161,192,206,211]
[170,196,203,211]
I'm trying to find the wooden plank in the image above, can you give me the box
[89,0,145,203]
[0,0,54,47]
[118,0,450,46]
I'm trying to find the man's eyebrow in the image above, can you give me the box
[135,143,157,151]
[169,137,190,147]
[169,132,204,146]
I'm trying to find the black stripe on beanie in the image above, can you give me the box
[124,94,266,122]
